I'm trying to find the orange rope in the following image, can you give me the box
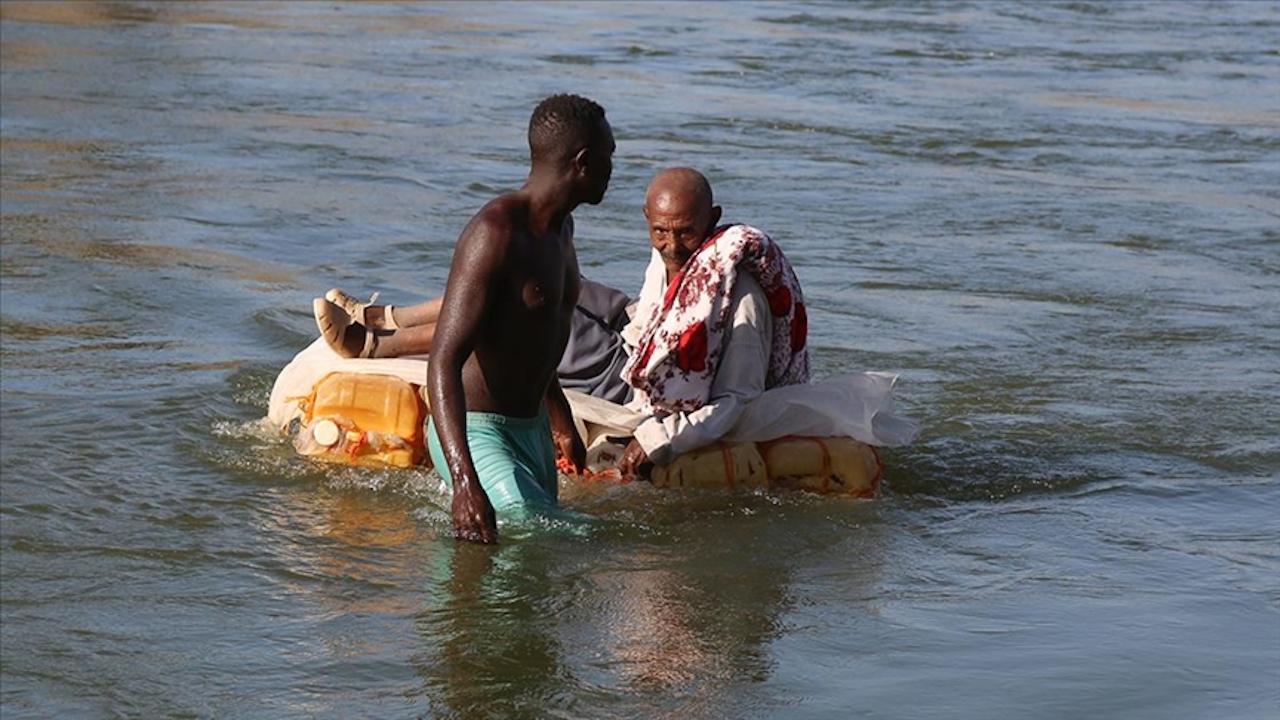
[858,445,885,499]
[806,437,833,493]
[718,442,735,490]
[757,434,798,484]
[345,430,368,458]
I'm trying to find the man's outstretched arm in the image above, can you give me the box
[428,214,508,544]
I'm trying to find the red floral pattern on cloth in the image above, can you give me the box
[623,224,810,415]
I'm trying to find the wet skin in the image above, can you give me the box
[429,118,614,543]
[444,200,581,417]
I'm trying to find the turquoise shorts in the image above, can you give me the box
[427,410,558,512]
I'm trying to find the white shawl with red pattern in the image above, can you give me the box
[623,224,810,415]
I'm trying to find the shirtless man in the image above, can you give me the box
[427,94,613,543]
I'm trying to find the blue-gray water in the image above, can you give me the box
[2,2,1278,718]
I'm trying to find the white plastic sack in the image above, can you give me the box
[266,337,429,430]
[726,372,918,447]
[565,371,918,449]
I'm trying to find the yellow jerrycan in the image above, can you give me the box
[295,372,428,468]
[650,437,882,497]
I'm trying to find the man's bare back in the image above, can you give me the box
[427,95,613,543]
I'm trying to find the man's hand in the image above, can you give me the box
[451,478,497,544]
[619,438,653,481]
[553,428,587,477]
[545,378,585,476]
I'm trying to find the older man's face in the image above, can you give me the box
[644,192,715,272]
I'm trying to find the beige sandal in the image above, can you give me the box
[313,298,376,358]
[324,288,398,330]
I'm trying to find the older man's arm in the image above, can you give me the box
[630,278,772,466]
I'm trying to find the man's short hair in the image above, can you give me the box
[528,94,607,165]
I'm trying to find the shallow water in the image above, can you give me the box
[2,1,1278,717]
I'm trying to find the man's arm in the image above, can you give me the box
[548,213,588,474]
[428,211,508,544]
[546,376,587,476]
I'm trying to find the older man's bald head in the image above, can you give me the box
[644,167,714,216]
[643,167,723,277]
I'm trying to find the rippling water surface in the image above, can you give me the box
[2,2,1278,717]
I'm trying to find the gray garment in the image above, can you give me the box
[557,278,634,404]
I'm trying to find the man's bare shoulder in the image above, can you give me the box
[465,193,530,238]
[453,194,531,266]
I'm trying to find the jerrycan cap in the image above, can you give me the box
[312,419,341,447]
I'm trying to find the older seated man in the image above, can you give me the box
[617,167,809,476]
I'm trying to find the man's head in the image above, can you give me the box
[528,94,614,205]
[644,167,722,275]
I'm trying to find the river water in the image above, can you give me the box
[2,2,1277,717]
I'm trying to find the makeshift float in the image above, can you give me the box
[267,338,917,496]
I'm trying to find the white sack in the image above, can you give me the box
[565,371,918,449]
[266,337,429,430]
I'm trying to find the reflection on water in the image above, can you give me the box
[411,509,862,718]
[404,489,894,716]
[2,0,1278,717]
[418,542,564,715]
[604,555,731,691]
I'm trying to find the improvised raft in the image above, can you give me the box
[268,338,917,498]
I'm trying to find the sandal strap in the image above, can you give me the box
[358,326,378,359]
[326,287,393,329]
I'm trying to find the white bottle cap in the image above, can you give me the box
[312,419,341,447]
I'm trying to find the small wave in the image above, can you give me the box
[543,54,596,66]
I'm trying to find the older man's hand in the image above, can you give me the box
[619,439,653,481]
